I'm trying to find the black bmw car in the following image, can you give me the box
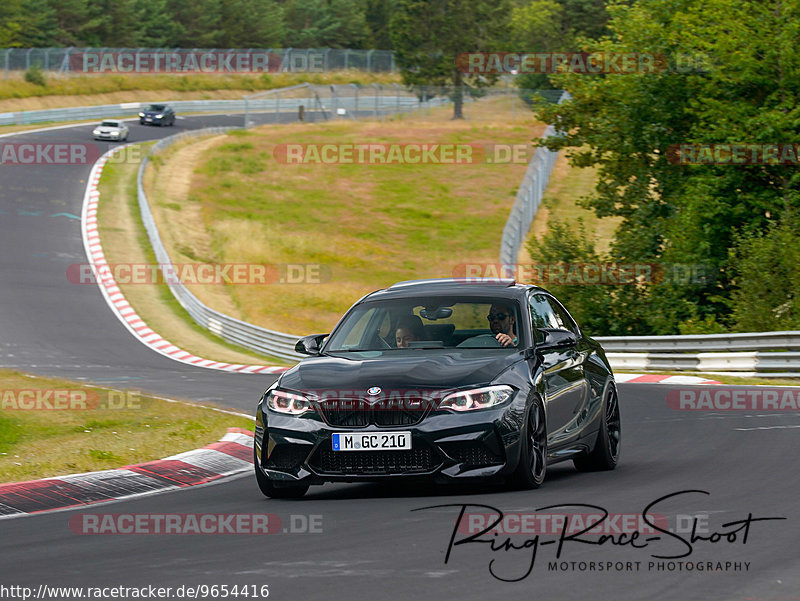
[138,103,175,126]
[254,278,620,498]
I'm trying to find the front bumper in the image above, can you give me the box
[255,401,527,485]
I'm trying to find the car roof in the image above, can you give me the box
[361,278,541,302]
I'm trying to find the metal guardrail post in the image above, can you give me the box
[371,84,380,119]
[282,48,292,72]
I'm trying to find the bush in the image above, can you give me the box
[24,64,46,86]
[728,214,800,331]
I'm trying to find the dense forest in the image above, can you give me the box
[0,0,607,50]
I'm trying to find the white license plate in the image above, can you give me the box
[332,431,411,451]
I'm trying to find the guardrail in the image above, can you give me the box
[128,95,799,376]
[499,91,569,266]
[133,85,447,362]
[0,95,425,127]
[604,349,800,376]
[137,128,304,362]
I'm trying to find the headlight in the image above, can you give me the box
[265,389,313,415]
[155,114,163,118]
[92,130,100,134]
[439,385,514,412]
[138,112,144,117]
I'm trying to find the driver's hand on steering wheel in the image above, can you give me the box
[495,333,517,347]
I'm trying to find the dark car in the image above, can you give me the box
[138,104,175,126]
[254,278,620,498]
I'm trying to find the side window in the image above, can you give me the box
[528,294,560,343]
[545,296,579,335]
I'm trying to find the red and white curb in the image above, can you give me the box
[0,428,255,519]
[80,147,289,374]
[615,373,721,385]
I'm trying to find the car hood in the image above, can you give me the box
[142,110,164,116]
[278,351,522,394]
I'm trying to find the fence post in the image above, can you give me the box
[371,84,380,119]
[5,49,11,79]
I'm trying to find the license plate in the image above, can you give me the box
[332,431,411,451]
[145,117,152,121]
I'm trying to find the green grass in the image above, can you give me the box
[97,142,291,365]
[175,104,545,334]
[0,71,401,101]
[0,369,253,482]
[527,155,620,256]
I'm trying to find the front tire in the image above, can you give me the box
[574,385,621,471]
[254,446,309,499]
[510,399,547,489]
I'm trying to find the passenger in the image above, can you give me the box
[487,303,518,347]
[395,315,425,348]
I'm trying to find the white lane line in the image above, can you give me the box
[735,425,800,431]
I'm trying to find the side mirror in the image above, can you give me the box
[295,333,328,356]
[536,328,577,350]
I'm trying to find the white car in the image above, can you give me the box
[93,120,129,141]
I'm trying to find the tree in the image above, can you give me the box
[729,213,800,331]
[83,0,139,46]
[283,0,369,48]
[509,0,566,90]
[366,0,395,49]
[390,0,510,119]
[134,0,183,47]
[217,0,284,47]
[166,0,222,47]
[0,0,58,47]
[47,0,91,46]
[534,0,800,334]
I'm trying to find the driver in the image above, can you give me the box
[487,303,518,347]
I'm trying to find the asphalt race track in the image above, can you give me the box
[1,115,799,601]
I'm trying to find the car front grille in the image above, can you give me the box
[310,442,440,475]
[317,398,426,428]
[318,399,371,427]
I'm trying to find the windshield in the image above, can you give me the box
[147,104,165,111]
[100,121,119,127]
[325,297,522,352]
